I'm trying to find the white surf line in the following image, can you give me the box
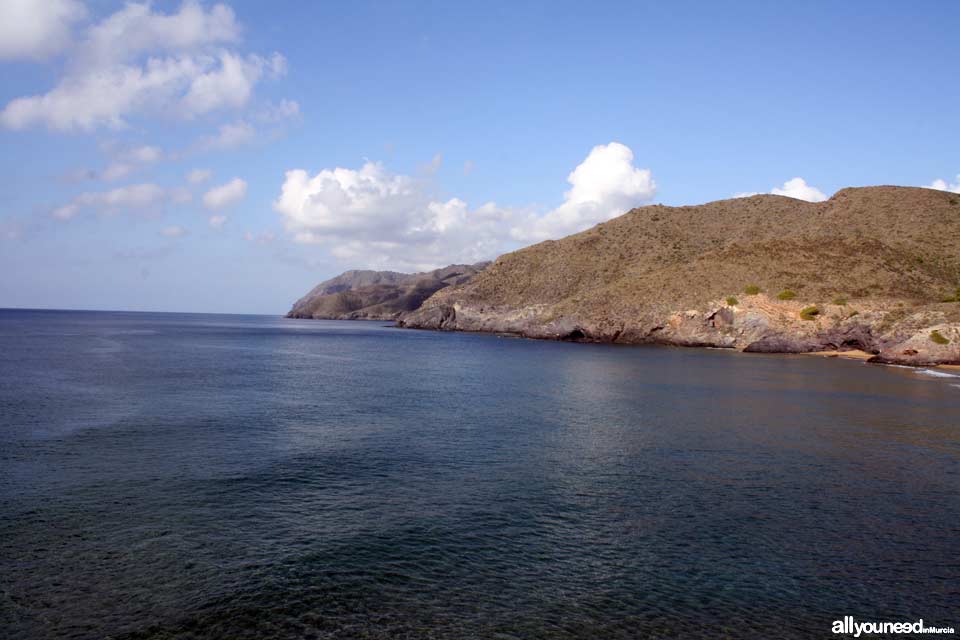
[916,368,960,379]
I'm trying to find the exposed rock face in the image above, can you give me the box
[399,186,960,365]
[287,263,489,320]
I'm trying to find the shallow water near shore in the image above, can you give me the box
[1,309,958,639]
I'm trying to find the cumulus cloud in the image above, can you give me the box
[53,183,171,220]
[0,2,287,131]
[160,224,187,238]
[208,215,228,228]
[274,142,656,270]
[510,142,656,241]
[732,177,828,202]
[926,175,960,194]
[203,177,247,210]
[771,177,828,202]
[0,0,87,61]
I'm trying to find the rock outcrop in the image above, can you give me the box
[399,186,960,366]
[287,263,489,320]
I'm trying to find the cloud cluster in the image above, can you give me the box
[274,142,656,270]
[52,182,187,220]
[0,1,286,131]
[926,175,960,194]
[51,172,247,231]
[734,177,828,202]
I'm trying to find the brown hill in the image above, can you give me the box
[400,186,960,365]
[287,263,488,320]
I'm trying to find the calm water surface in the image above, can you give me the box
[1,309,958,639]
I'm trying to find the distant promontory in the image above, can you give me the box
[286,263,489,320]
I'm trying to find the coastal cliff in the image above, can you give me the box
[398,186,960,366]
[287,262,488,320]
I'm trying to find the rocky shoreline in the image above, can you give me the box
[397,293,960,367]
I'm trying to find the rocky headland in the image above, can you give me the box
[396,186,960,366]
[287,262,488,320]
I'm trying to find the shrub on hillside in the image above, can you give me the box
[777,289,797,300]
[726,296,738,306]
[930,330,950,345]
[832,296,847,305]
[744,285,761,295]
[800,306,820,321]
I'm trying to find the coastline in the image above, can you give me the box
[802,350,875,361]
[388,319,960,370]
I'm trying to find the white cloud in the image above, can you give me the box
[80,1,240,65]
[187,168,212,184]
[274,141,656,270]
[203,177,247,210]
[52,203,80,220]
[199,120,255,150]
[76,183,166,211]
[53,183,170,220]
[0,0,87,61]
[160,224,187,238]
[101,144,163,181]
[274,161,515,270]
[732,177,828,202]
[208,215,228,228]
[511,142,656,241]
[770,177,827,202]
[926,175,960,194]
[257,98,300,123]
[0,2,285,131]
[181,52,279,116]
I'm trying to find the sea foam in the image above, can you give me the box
[917,368,960,378]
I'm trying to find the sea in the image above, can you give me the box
[1,309,958,639]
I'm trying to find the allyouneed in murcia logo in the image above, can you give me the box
[832,616,955,637]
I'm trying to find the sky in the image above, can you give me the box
[1,1,958,314]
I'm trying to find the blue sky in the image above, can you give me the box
[1,1,958,314]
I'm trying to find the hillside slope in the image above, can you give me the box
[287,263,488,320]
[400,186,960,365]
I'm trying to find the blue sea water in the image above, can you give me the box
[0,309,958,639]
